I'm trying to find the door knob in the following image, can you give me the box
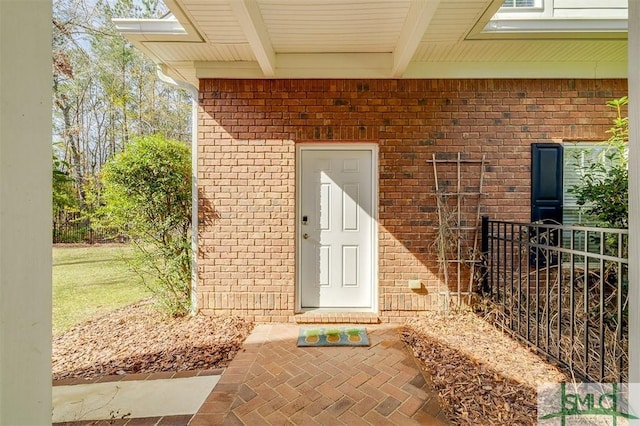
[303,233,310,239]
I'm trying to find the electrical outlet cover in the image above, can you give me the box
[408,279,421,290]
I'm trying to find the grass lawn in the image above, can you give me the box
[53,245,151,335]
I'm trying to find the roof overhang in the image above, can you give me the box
[115,0,628,86]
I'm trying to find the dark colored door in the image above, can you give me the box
[531,143,563,224]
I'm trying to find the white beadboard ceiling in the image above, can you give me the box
[115,0,628,86]
[259,0,411,53]
[413,39,628,62]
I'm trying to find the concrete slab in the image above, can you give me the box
[52,375,219,423]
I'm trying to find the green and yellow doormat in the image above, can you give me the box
[297,326,370,347]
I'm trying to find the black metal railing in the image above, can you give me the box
[53,212,125,244]
[481,217,628,383]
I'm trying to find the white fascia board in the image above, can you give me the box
[113,18,202,42]
[484,18,628,34]
[195,55,626,79]
[404,60,627,78]
[196,61,264,79]
[277,53,392,77]
[113,18,186,35]
[196,53,393,79]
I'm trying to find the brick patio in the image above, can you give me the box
[53,323,449,425]
[190,323,449,425]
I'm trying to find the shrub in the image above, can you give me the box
[569,97,628,229]
[52,151,78,216]
[100,135,192,316]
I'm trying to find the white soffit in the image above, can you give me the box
[180,0,247,44]
[115,0,629,83]
[258,0,411,53]
[413,39,628,62]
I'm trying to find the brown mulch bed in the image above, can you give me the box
[402,311,568,426]
[54,301,567,425]
[52,300,254,381]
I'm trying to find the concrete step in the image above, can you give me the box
[293,312,381,324]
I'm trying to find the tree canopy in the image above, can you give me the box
[52,0,194,313]
[52,0,191,210]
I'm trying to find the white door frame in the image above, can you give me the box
[295,143,378,312]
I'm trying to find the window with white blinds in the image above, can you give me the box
[562,143,606,226]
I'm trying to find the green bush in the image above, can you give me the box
[52,149,78,216]
[100,135,192,316]
[569,97,628,229]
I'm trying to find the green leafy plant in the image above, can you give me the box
[52,149,77,216]
[569,96,628,229]
[100,134,192,316]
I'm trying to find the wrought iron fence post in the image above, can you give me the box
[481,215,489,295]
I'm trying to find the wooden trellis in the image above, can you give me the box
[428,153,486,309]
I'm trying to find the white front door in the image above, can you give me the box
[299,148,375,309]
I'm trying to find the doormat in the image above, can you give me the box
[297,326,369,347]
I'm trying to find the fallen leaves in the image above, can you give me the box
[54,300,568,425]
[402,311,567,426]
[52,299,253,381]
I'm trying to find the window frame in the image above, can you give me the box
[496,0,552,19]
[500,0,543,10]
[562,142,610,226]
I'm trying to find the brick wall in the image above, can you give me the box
[197,78,627,322]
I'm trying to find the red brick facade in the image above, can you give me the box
[197,78,627,322]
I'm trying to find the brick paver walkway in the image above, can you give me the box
[190,324,449,425]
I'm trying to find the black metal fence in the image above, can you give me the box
[53,212,125,244]
[481,217,628,383]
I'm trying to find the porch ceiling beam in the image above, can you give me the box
[229,0,276,77]
[391,0,440,78]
